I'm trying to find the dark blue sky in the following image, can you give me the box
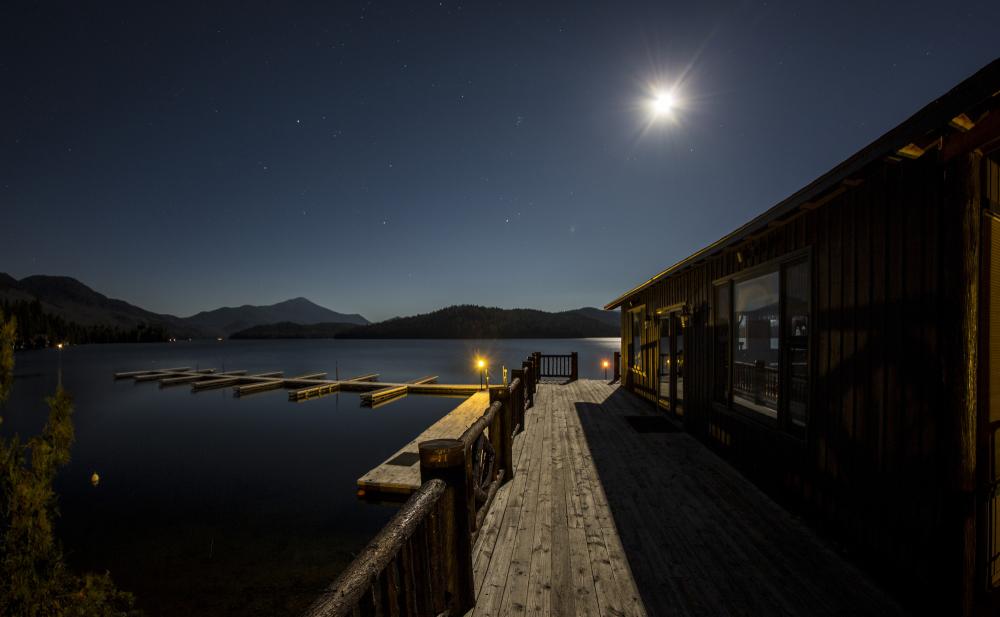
[2,1,998,322]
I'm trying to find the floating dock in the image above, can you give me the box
[360,375,438,407]
[356,391,492,497]
[114,366,491,409]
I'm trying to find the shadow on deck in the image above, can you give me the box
[572,380,909,617]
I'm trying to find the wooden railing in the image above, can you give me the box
[733,360,779,406]
[535,351,578,381]
[303,354,545,617]
[732,361,808,411]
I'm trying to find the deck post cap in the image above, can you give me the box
[418,438,465,468]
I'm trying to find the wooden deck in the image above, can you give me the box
[357,391,491,497]
[468,380,910,617]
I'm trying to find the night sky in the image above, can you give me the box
[2,2,998,322]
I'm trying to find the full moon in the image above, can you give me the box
[650,91,676,117]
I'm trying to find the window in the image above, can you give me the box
[630,309,642,371]
[658,317,670,400]
[734,271,780,417]
[658,312,684,415]
[714,255,809,434]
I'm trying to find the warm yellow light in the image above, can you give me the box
[90,472,100,487]
[477,359,486,369]
[602,360,610,369]
[57,343,63,350]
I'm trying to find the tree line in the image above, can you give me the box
[1,298,169,349]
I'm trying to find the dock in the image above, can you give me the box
[357,391,492,497]
[114,366,490,404]
[360,375,438,407]
[311,366,910,617]
[467,380,907,617]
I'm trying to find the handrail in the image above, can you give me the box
[460,400,502,448]
[303,479,448,617]
[303,352,557,617]
[536,351,578,381]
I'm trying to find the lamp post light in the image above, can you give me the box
[56,342,64,387]
[602,359,610,380]
[477,358,486,390]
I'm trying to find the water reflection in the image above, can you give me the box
[1,338,619,617]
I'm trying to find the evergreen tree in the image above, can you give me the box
[0,310,138,615]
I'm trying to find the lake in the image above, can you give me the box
[0,338,619,616]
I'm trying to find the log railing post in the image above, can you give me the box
[489,387,514,482]
[570,351,578,382]
[532,352,541,385]
[418,439,475,615]
[511,370,525,432]
[522,360,534,408]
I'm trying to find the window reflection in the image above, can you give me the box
[733,271,780,417]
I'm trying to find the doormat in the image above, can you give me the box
[387,452,421,466]
[624,415,679,433]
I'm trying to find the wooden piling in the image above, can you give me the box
[418,439,475,616]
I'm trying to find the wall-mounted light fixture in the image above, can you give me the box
[679,304,692,328]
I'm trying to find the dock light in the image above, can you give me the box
[602,359,610,380]
[476,357,488,390]
[90,472,100,487]
[57,342,64,386]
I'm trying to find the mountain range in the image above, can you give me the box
[332,305,619,339]
[0,274,367,338]
[0,273,619,340]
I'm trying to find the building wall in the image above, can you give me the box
[619,155,962,609]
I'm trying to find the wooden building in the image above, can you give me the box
[606,59,1000,616]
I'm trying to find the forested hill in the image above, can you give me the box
[229,322,360,339]
[333,305,620,339]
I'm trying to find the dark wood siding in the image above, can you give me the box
[617,155,965,611]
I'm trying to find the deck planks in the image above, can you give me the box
[357,391,492,497]
[466,380,909,617]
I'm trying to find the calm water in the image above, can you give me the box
[1,338,619,616]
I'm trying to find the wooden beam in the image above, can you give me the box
[942,109,1000,162]
[133,368,215,382]
[191,371,284,391]
[943,151,980,617]
[235,372,328,397]
[159,370,247,387]
[361,376,439,407]
[113,367,191,379]
[949,113,976,132]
